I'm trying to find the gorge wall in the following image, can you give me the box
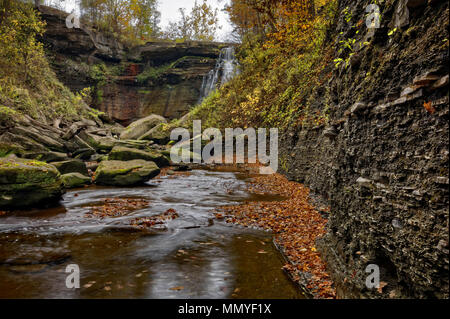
[39,6,227,125]
[279,0,449,298]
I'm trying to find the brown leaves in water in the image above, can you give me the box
[130,208,179,229]
[218,166,336,299]
[84,198,150,219]
[157,167,192,179]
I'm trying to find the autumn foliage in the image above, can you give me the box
[218,166,336,298]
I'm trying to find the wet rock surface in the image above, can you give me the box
[120,114,167,140]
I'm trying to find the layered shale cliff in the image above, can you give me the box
[39,6,226,125]
[279,0,449,298]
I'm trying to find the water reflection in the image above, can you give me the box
[0,169,303,299]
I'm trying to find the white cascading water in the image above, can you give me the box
[198,47,239,103]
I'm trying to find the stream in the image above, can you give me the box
[0,168,304,299]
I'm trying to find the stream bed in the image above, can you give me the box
[0,168,304,299]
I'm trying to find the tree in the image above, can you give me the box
[163,0,219,41]
[79,0,161,44]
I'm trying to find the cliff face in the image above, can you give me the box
[279,0,449,298]
[39,6,225,125]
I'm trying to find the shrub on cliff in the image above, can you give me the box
[189,0,337,131]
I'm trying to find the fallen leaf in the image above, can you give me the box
[423,101,436,114]
[377,281,388,293]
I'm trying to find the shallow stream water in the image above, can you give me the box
[0,169,304,299]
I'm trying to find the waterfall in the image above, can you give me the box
[198,47,239,103]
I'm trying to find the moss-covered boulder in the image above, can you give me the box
[0,156,64,209]
[61,173,92,189]
[79,132,118,153]
[52,159,89,176]
[120,114,167,140]
[94,160,160,186]
[22,151,69,163]
[138,123,171,144]
[108,146,169,167]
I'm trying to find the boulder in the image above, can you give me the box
[22,151,69,163]
[11,126,65,152]
[108,146,170,167]
[51,159,89,176]
[94,160,160,186]
[0,156,63,209]
[0,132,48,152]
[120,114,167,140]
[138,123,171,144]
[61,173,92,189]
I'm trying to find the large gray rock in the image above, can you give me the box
[0,132,47,152]
[94,160,160,186]
[0,156,63,209]
[120,114,167,140]
[138,123,171,145]
[108,146,169,167]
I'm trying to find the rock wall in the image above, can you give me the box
[280,0,449,298]
[39,6,226,125]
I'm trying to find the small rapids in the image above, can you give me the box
[0,168,304,299]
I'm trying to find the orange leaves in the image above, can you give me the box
[423,101,436,114]
[377,281,388,294]
[130,208,179,229]
[219,165,336,299]
[84,198,150,219]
